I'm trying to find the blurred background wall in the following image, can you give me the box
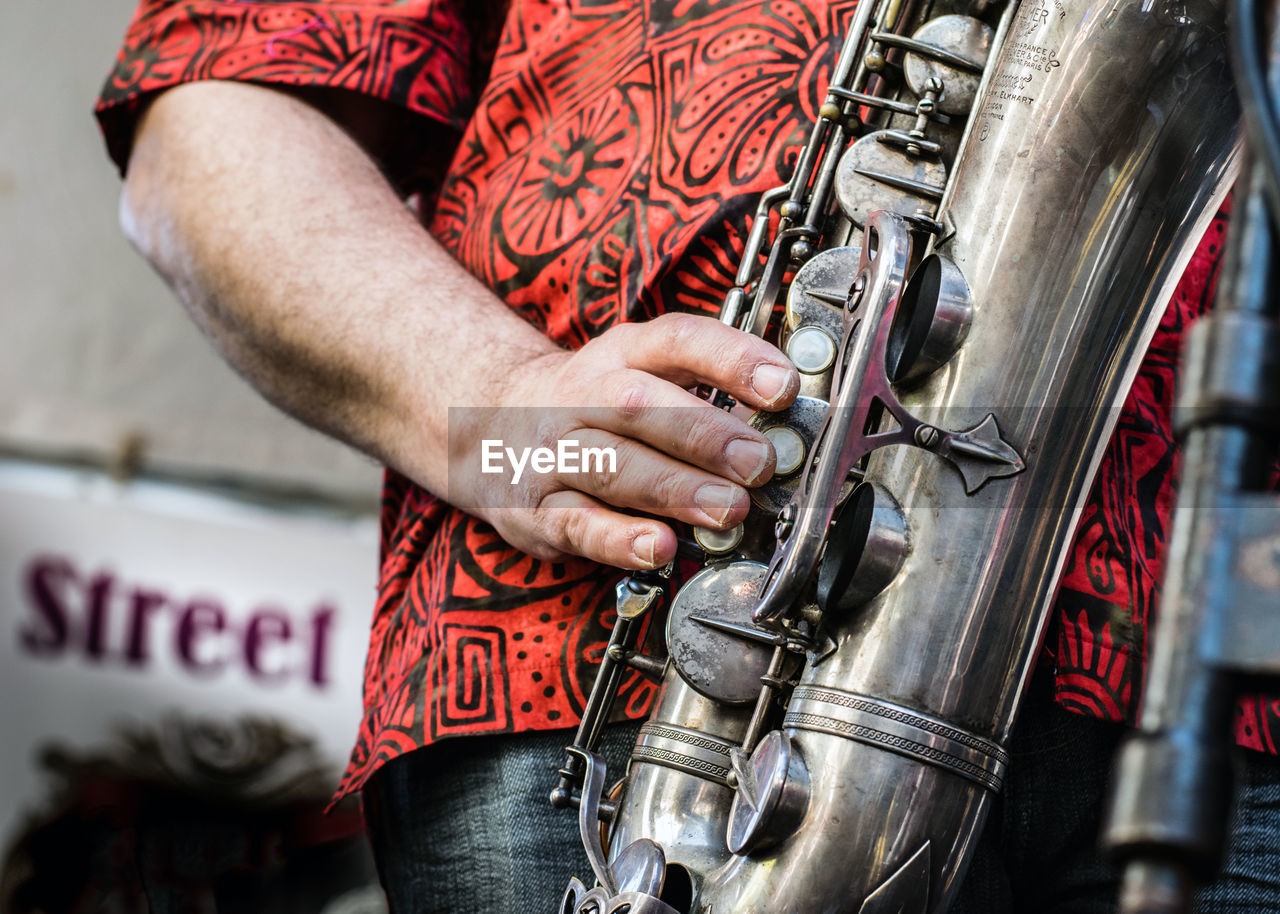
[1,4,388,910]
[0,0,381,502]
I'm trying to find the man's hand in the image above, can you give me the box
[455,313,799,569]
[121,80,796,571]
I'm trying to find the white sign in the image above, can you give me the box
[0,460,379,844]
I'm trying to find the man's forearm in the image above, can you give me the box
[121,79,798,568]
[120,80,556,495]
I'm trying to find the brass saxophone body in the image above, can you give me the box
[556,0,1241,910]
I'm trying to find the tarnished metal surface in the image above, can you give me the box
[666,562,777,705]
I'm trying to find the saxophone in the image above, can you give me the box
[553,0,1241,910]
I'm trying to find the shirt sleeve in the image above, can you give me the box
[95,0,480,175]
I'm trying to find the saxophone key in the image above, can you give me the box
[835,132,949,228]
[748,397,854,515]
[692,522,745,557]
[726,730,811,855]
[901,15,995,114]
[763,426,806,476]
[786,325,838,377]
[665,562,801,705]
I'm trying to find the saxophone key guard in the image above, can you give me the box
[755,211,1022,626]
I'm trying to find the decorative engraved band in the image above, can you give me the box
[784,685,1009,792]
[632,722,736,787]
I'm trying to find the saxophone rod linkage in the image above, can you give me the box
[719,0,917,337]
[550,565,672,811]
[780,0,882,217]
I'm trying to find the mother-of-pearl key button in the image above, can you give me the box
[694,522,746,556]
[786,325,837,374]
[765,426,807,476]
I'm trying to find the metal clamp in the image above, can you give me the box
[1174,310,1280,436]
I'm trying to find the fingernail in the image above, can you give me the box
[752,363,796,406]
[725,437,772,485]
[633,533,657,568]
[695,483,741,527]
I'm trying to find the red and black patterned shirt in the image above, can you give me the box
[96,0,1278,800]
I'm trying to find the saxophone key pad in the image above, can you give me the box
[835,132,948,229]
[693,521,745,556]
[764,426,806,476]
[903,15,994,116]
[748,397,854,515]
[666,561,792,705]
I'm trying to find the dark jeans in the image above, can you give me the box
[364,687,1280,913]
[363,723,640,913]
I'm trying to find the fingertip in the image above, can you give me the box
[632,532,657,568]
[653,526,679,566]
[726,437,775,487]
[750,362,801,410]
[694,482,752,528]
[774,368,801,408]
[631,526,677,569]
